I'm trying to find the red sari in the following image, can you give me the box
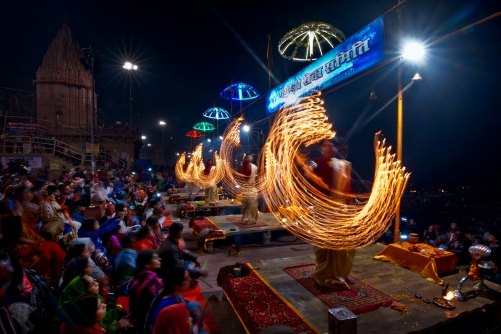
[13,224,65,280]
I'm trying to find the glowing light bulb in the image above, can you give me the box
[402,42,425,61]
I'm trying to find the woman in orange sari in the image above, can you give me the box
[0,202,65,280]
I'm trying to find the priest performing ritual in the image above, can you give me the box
[261,92,409,291]
[240,153,259,225]
[307,136,356,289]
[203,159,219,204]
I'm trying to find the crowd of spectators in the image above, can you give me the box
[0,163,215,334]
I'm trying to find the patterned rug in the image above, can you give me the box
[217,263,318,334]
[188,217,226,243]
[284,264,393,315]
[226,216,268,228]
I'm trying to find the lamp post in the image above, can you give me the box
[123,62,138,131]
[159,121,166,165]
[394,40,425,243]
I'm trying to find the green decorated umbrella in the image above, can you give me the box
[193,122,215,133]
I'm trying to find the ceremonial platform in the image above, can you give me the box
[194,200,242,216]
[206,213,284,236]
[189,213,294,251]
[213,244,501,334]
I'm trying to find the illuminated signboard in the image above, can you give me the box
[267,16,386,114]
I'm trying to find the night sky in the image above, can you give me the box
[1,0,501,189]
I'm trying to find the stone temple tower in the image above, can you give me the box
[33,22,95,136]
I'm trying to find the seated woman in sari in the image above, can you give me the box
[0,209,65,281]
[66,238,105,280]
[41,185,81,233]
[145,216,165,249]
[60,257,94,291]
[128,251,163,331]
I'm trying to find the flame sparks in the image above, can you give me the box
[178,92,409,250]
[259,92,410,250]
[175,143,226,189]
[444,291,454,300]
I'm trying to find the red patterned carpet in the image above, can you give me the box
[189,218,226,239]
[226,216,268,228]
[217,263,318,334]
[284,264,393,315]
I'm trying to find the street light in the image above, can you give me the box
[147,143,151,147]
[394,41,425,243]
[123,61,138,130]
[141,135,146,140]
[402,42,425,61]
[159,121,166,165]
[242,125,250,132]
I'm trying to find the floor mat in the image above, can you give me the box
[284,263,393,315]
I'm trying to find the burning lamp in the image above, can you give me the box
[453,244,492,301]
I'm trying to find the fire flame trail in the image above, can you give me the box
[261,92,409,249]
[174,143,226,188]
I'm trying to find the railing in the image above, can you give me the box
[1,135,128,168]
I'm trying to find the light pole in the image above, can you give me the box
[159,121,166,165]
[123,62,138,131]
[394,40,425,243]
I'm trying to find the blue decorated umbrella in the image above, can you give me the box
[220,82,260,116]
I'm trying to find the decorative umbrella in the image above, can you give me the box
[193,122,215,133]
[203,107,230,137]
[220,82,259,117]
[220,82,259,101]
[278,22,345,62]
[203,107,230,120]
[186,129,204,138]
[186,129,204,151]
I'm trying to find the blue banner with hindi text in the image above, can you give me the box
[267,16,386,114]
